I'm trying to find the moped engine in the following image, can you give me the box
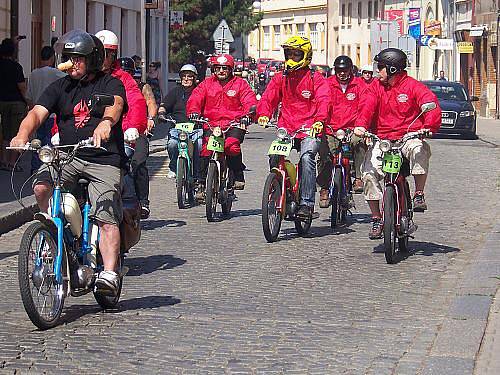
[76,265,95,289]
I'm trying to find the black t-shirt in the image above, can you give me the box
[161,85,192,123]
[37,72,127,168]
[0,58,25,102]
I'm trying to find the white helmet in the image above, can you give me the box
[179,64,198,76]
[241,70,249,78]
[361,64,374,73]
[95,30,119,50]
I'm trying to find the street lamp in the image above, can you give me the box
[251,1,261,59]
[241,2,261,67]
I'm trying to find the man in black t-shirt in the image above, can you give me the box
[10,30,127,296]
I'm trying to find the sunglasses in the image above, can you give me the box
[62,55,85,64]
[213,65,230,71]
[377,64,386,71]
[180,74,195,80]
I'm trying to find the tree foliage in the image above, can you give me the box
[169,0,262,69]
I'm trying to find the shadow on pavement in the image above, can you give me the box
[231,208,262,218]
[141,219,186,231]
[125,254,186,276]
[372,240,461,263]
[0,251,18,262]
[61,295,181,324]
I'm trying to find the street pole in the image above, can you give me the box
[496,9,499,119]
[141,4,147,82]
[146,8,151,73]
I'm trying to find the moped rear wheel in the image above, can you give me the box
[383,185,398,264]
[94,254,124,309]
[18,222,65,330]
[221,169,233,216]
[206,162,219,222]
[176,157,190,209]
[262,173,283,242]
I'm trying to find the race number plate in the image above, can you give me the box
[382,153,402,173]
[207,136,224,152]
[175,122,195,133]
[268,140,292,156]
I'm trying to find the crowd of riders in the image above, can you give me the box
[9,28,441,297]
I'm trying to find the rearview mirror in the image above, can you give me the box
[470,96,479,102]
[90,94,114,110]
[421,102,437,113]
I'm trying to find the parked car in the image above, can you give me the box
[266,60,284,72]
[311,64,332,77]
[257,58,274,73]
[422,80,478,139]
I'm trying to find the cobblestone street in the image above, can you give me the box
[0,122,499,374]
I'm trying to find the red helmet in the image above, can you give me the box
[210,54,234,69]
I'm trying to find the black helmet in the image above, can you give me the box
[118,57,135,74]
[334,55,353,70]
[374,48,407,74]
[54,30,104,73]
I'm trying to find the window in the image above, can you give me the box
[263,26,270,50]
[273,26,281,49]
[348,2,352,25]
[297,24,305,37]
[368,1,372,23]
[310,23,319,50]
[341,3,346,25]
[342,45,345,55]
[358,2,362,24]
[356,45,360,66]
[347,45,351,58]
[374,0,378,20]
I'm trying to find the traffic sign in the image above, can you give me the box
[211,19,234,43]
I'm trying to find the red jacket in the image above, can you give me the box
[186,75,257,130]
[357,77,376,93]
[356,72,441,140]
[257,68,330,139]
[326,76,364,134]
[111,62,148,134]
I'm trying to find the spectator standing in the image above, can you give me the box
[438,70,447,81]
[26,46,66,172]
[147,61,163,105]
[0,38,28,171]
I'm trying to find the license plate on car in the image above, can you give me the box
[442,118,454,125]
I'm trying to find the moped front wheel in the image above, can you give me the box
[331,167,347,228]
[206,162,219,222]
[262,173,283,242]
[176,157,190,209]
[18,222,66,330]
[383,185,398,264]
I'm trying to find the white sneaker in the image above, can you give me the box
[167,171,176,179]
[95,270,120,296]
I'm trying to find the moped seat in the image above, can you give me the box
[78,177,90,186]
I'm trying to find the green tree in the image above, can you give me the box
[169,0,262,69]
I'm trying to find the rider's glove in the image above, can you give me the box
[124,128,140,143]
[354,126,367,137]
[157,112,168,122]
[240,116,251,127]
[51,132,60,146]
[258,116,269,127]
[312,121,324,133]
[189,113,200,121]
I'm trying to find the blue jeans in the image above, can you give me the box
[298,137,320,207]
[31,116,54,173]
[167,128,203,180]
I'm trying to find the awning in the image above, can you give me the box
[470,25,487,37]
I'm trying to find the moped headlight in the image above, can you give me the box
[379,140,391,153]
[277,127,288,140]
[38,146,55,164]
[336,129,346,140]
[179,141,188,149]
[178,132,188,141]
[213,127,222,137]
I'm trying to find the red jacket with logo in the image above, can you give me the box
[357,77,376,93]
[356,72,441,140]
[326,76,364,134]
[257,68,330,139]
[186,75,257,130]
[111,62,148,134]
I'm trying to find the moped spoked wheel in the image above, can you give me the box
[206,162,219,222]
[18,222,66,330]
[331,168,347,228]
[398,182,411,253]
[221,169,234,216]
[176,158,190,209]
[94,254,124,309]
[383,185,398,264]
[262,173,283,242]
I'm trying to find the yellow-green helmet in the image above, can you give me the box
[281,35,313,71]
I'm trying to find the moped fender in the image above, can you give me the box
[270,167,286,213]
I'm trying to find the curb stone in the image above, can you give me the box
[0,197,38,236]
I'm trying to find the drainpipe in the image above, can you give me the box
[496,9,499,118]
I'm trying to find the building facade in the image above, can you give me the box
[248,0,328,65]
[1,0,169,93]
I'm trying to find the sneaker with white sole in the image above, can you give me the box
[166,171,176,179]
[95,270,120,296]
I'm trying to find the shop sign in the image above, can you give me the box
[457,41,473,54]
[424,20,441,36]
